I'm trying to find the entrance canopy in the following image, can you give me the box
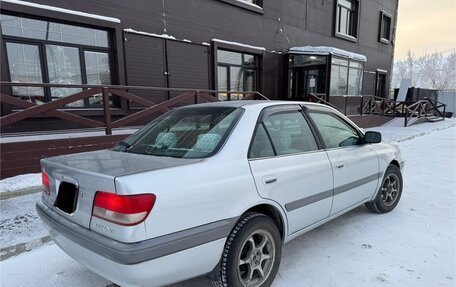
[288,46,367,63]
[286,46,367,100]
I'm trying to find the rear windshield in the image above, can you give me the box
[113,106,243,158]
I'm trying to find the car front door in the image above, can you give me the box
[248,105,334,235]
[307,107,381,215]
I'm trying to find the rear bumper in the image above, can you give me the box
[36,201,228,286]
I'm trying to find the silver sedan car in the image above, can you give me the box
[37,101,404,287]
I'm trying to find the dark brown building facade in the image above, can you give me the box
[1,0,398,111]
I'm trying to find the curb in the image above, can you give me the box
[0,186,41,200]
[0,235,52,261]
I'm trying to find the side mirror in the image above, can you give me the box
[364,131,382,144]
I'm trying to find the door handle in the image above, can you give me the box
[263,175,278,185]
[335,164,344,169]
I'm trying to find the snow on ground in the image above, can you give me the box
[0,244,111,287]
[366,117,456,143]
[0,173,41,194]
[274,127,455,287]
[0,123,455,287]
[0,193,47,248]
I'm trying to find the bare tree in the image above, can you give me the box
[392,50,456,90]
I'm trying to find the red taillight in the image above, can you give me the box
[42,171,50,196]
[92,191,156,226]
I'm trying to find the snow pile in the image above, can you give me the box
[0,173,41,194]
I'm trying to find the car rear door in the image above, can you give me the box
[306,106,381,215]
[248,105,334,235]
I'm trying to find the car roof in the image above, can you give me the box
[189,100,328,109]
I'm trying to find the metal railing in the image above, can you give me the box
[0,82,268,135]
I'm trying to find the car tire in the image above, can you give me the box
[366,164,403,213]
[215,212,282,287]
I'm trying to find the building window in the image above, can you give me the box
[217,50,258,100]
[330,57,363,96]
[335,0,359,42]
[1,14,113,107]
[379,11,392,44]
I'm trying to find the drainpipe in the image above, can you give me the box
[389,0,399,99]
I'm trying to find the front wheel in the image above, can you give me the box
[366,164,403,213]
[216,213,282,287]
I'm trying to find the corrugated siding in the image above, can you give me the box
[438,91,456,116]
[167,41,209,90]
[124,33,167,104]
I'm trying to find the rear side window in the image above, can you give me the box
[250,110,318,158]
[308,111,360,149]
[115,107,242,158]
[249,124,275,158]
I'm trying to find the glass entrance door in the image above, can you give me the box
[289,66,326,100]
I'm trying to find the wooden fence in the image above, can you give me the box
[0,82,268,135]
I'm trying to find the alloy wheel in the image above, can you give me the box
[237,230,276,287]
[381,174,400,207]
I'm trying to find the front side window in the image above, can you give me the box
[115,107,242,158]
[308,110,360,149]
[250,109,318,158]
[217,50,258,100]
[379,11,392,44]
[1,14,112,107]
[335,0,359,41]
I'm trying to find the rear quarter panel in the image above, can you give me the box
[115,106,266,239]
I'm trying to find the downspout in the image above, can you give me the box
[389,0,399,99]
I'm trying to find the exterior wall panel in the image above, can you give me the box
[167,41,209,90]
[124,33,167,104]
[2,0,398,99]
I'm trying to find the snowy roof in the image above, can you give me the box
[235,0,262,10]
[2,0,121,23]
[212,39,266,51]
[123,28,176,40]
[288,46,367,62]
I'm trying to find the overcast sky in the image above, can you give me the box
[394,0,456,61]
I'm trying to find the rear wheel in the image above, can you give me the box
[216,213,282,287]
[366,165,403,213]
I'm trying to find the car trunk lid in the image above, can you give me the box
[40,149,201,229]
